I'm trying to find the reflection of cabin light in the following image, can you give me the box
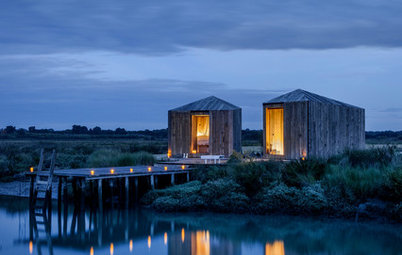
[192,150,197,154]
[129,240,133,252]
[130,168,133,173]
[90,246,94,255]
[164,232,167,245]
[148,235,151,248]
[29,241,33,254]
[90,170,95,175]
[265,241,285,255]
[181,228,185,243]
[110,169,115,174]
[30,167,34,173]
[148,167,152,172]
[195,231,210,255]
[181,165,185,170]
[164,166,168,171]
[110,243,114,255]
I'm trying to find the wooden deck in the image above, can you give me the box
[27,164,191,180]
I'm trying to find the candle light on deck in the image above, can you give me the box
[110,243,114,255]
[148,167,152,172]
[130,168,133,173]
[110,169,115,174]
[30,167,34,173]
[181,165,185,170]
[164,166,168,171]
[181,228,185,243]
[90,170,95,176]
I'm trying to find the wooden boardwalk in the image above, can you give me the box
[27,164,192,214]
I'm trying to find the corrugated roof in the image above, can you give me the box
[265,89,362,109]
[170,96,241,111]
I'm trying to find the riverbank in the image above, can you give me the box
[142,148,402,223]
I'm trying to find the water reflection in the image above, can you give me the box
[0,196,401,255]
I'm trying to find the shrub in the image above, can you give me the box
[192,166,228,183]
[0,155,10,177]
[324,165,386,201]
[282,158,328,187]
[87,149,119,167]
[227,151,243,164]
[116,151,155,166]
[346,146,396,168]
[253,184,300,213]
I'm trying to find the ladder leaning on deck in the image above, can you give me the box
[29,148,56,255]
[30,149,56,215]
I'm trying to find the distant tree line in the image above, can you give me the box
[1,125,401,142]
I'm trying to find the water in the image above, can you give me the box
[0,196,401,255]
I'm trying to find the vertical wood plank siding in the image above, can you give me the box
[264,101,365,160]
[168,109,242,157]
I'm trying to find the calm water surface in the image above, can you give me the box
[0,196,401,255]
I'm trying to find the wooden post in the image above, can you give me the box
[98,179,103,212]
[58,177,62,238]
[154,175,158,189]
[171,174,175,185]
[63,177,68,237]
[134,177,138,203]
[150,175,155,190]
[29,175,34,208]
[186,172,190,182]
[125,177,129,209]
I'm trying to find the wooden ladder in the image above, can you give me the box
[30,149,56,255]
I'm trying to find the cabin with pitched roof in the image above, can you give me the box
[168,96,242,157]
[263,89,365,159]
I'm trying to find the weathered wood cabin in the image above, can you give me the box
[168,96,242,157]
[263,89,365,159]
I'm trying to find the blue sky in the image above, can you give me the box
[1,0,401,130]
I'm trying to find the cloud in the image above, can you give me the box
[1,0,402,55]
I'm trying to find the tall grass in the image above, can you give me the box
[87,150,155,167]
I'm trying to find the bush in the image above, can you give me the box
[116,151,155,166]
[253,184,300,213]
[192,166,228,183]
[0,155,10,177]
[86,149,119,167]
[346,146,396,168]
[324,165,386,201]
[282,158,328,188]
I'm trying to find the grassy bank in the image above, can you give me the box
[142,147,402,222]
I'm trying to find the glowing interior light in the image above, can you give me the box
[181,165,185,170]
[90,246,94,255]
[148,167,152,172]
[164,166,168,171]
[30,167,34,173]
[265,241,285,255]
[110,169,115,174]
[110,243,114,255]
[29,241,33,254]
[192,150,197,154]
[181,228,185,243]
[129,240,133,252]
[164,232,167,245]
[148,235,151,248]
[130,168,133,173]
[90,170,95,175]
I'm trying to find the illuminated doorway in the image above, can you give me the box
[266,108,284,155]
[192,115,210,154]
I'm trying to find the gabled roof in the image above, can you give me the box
[265,89,362,109]
[170,96,240,112]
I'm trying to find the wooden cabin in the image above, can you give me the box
[168,96,242,157]
[263,89,365,159]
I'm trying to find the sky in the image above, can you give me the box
[1,0,402,131]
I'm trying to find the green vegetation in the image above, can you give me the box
[0,139,158,180]
[143,147,402,221]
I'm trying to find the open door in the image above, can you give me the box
[191,115,210,154]
[265,108,284,155]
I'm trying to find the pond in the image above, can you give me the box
[0,196,401,255]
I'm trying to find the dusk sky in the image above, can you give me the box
[1,0,402,131]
